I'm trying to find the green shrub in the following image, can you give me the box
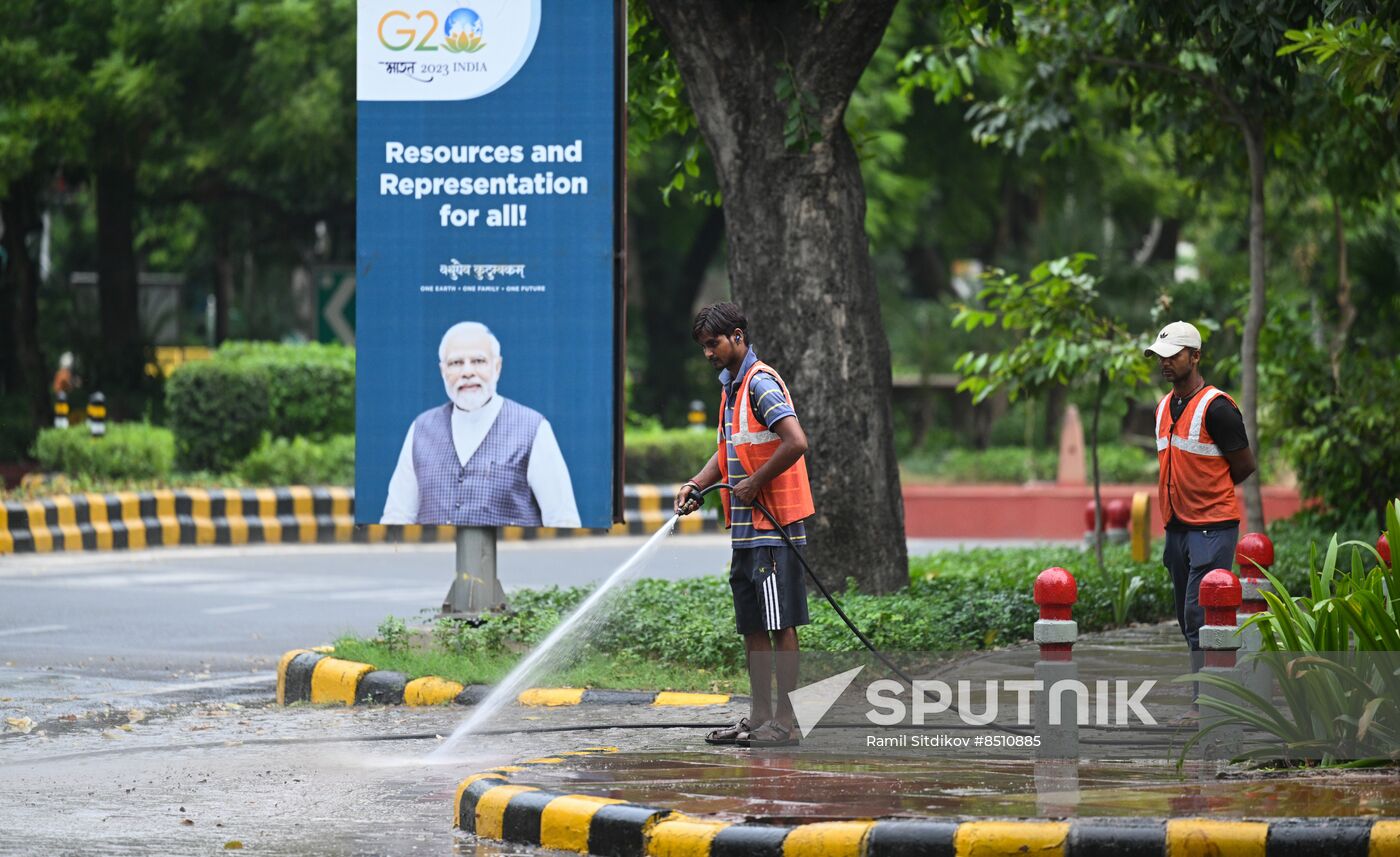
[1090,444,1158,483]
[166,361,269,472]
[902,443,1156,484]
[235,434,354,485]
[945,447,1056,482]
[624,427,716,483]
[216,342,354,441]
[382,517,1357,675]
[31,423,175,480]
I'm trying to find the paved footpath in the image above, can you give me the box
[0,696,727,856]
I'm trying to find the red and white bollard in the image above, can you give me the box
[1105,499,1130,545]
[1235,533,1275,700]
[1033,567,1079,759]
[1196,569,1243,758]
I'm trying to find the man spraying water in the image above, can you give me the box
[675,303,814,748]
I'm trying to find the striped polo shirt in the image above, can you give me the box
[719,348,807,549]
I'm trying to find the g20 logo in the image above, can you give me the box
[378,7,485,53]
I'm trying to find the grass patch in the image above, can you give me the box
[333,517,1368,688]
[331,636,747,694]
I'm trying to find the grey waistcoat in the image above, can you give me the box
[412,400,543,526]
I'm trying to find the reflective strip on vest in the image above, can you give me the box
[734,392,780,445]
[1188,388,1223,442]
[1170,435,1222,456]
[1158,388,1225,456]
[718,360,815,530]
[1154,395,1171,450]
[1156,385,1240,525]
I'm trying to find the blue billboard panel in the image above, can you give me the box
[355,1,621,527]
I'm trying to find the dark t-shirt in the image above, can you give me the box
[1165,388,1248,532]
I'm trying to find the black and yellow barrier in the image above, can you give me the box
[276,649,735,709]
[0,484,720,555]
[457,754,1400,857]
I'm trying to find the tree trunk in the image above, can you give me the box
[95,136,144,393]
[214,227,234,345]
[1043,384,1066,449]
[645,0,907,592]
[0,178,49,429]
[1328,194,1355,392]
[1238,120,1267,535]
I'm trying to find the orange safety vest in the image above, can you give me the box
[717,360,815,530]
[1155,385,1243,526]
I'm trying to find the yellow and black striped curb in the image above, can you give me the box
[456,755,1400,857]
[276,649,737,708]
[0,484,719,555]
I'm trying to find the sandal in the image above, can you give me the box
[737,719,800,748]
[704,717,752,745]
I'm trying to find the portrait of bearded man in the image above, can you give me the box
[380,321,580,527]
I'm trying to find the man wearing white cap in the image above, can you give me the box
[1146,321,1256,715]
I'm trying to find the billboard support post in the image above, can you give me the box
[442,526,505,618]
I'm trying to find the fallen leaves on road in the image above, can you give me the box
[127,709,146,724]
[224,841,243,850]
[4,716,35,734]
[180,818,194,826]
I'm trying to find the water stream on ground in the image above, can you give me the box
[426,514,681,762]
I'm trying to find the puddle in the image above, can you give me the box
[508,750,1400,820]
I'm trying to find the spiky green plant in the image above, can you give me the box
[1180,499,1399,766]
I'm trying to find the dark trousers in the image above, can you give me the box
[1163,526,1239,689]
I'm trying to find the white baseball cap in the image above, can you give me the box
[1144,321,1202,358]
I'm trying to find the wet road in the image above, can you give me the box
[0,698,737,856]
[0,534,1086,855]
[0,537,735,718]
[0,535,1052,714]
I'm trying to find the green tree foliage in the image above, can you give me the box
[968,0,1365,534]
[0,1,86,427]
[952,254,1151,585]
[1267,321,1400,528]
[1282,15,1400,112]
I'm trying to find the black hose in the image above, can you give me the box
[685,483,1186,736]
[692,483,919,687]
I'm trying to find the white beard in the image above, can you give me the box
[446,377,495,412]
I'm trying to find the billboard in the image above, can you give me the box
[355,1,623,528]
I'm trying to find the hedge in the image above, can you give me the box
[31,423,175,481]
[903,443,1157,484]
[236,434,355,485]
[166,360,270,472]
[164,342,354,471]
[213,342,354,441]
[624,427,715,483]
